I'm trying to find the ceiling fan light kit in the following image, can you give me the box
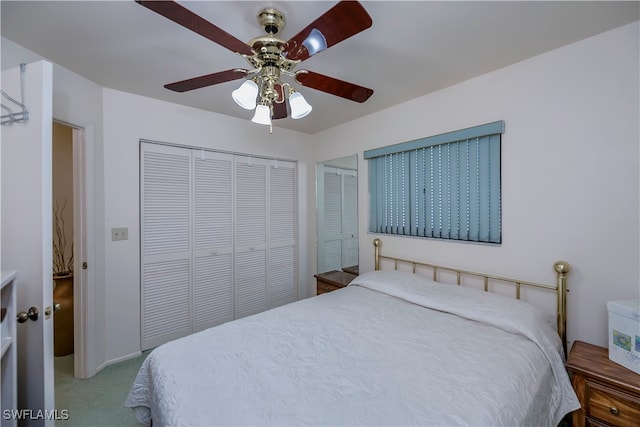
[136,0,374,131]
[301,29,328,57]
[288,91,313,119]
[251,104,272,125]
[231,80,259,110]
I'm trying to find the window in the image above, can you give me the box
[364,121,503,244]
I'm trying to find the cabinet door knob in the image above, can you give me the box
[609,407,619,416]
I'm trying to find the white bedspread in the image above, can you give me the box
[125,270,580,426]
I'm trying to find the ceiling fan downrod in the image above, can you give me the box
[257,8,286,35]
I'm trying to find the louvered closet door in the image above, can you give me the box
[269,161,297,308]
[234,157,268,318]
[193,151,234,332]
[140,143,192,350]
[322,169,343,272]
[341,172,358,268]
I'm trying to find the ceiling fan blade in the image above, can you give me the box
[136,1,254,56]
[164,69,248,92]
[283,1,372,62]
[272,84,288,119]
[295,71,373,103]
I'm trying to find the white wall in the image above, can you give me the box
[101,89,314,362]
[313,22,640,349]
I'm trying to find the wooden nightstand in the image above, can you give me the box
[566,340,640,427]
[314,271,357,295]
[342,265,359,275]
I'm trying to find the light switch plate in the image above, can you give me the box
[111,227,128,241]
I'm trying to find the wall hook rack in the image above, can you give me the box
[1,63,29,126]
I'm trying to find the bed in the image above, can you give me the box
[125,238,580,426]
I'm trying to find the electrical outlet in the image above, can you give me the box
[111,227,128,241]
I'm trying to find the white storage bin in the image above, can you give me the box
[607,300,640,374]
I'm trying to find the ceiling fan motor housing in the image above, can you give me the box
[258,8,285,35]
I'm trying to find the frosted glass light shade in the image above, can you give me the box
[302,28,327,56]
[289,92,312,119]
[232,80,258,110]
[251,104,271,125]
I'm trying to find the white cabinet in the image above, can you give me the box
[1,271,17,427]
[140,143,297,350]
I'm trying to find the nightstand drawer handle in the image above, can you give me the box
[609,407,619,416]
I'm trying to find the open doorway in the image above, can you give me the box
[52,120,87,380]
[52,122,74,358]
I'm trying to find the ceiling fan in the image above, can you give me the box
[136,1,374,129]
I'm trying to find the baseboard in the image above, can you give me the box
[100,351,143,371]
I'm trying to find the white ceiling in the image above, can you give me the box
[2,1,638,134]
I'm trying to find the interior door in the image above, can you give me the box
[140,143,192,350]
[268,160,297,308]
[1,61,55,423]
[234,156,268,318]
[193,150,234,332]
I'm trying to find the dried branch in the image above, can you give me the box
[53,199,73,276]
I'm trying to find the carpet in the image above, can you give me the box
[55,353,148,426]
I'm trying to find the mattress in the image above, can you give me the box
[125,270,580,426]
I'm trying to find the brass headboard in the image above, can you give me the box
[372,238,570,354]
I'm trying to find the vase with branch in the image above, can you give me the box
[53,199,73,278]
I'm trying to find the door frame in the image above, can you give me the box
[54,119,94,379]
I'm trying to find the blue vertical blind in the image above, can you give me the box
[365,121,503,244]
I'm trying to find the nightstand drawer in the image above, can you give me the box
[317,281,341,294]
[587,380,640,426]
[315,271,357,295]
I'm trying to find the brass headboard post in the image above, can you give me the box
[554,261,571,356]
[373,238,381,270]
